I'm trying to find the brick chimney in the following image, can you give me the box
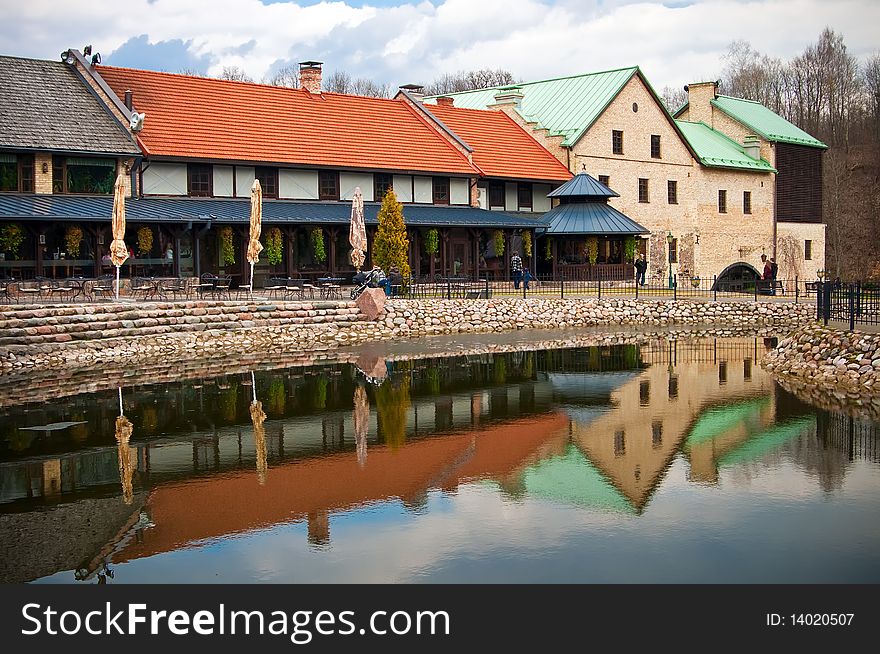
[488,85,524,111]
[743,135,761,159]
[399,84,425,102]
[436,96,454,107]
[684,80,718,126]
[299,61,323,94]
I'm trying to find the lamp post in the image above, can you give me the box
[666,231,675,289]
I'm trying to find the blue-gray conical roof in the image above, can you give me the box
[547,172,619,198]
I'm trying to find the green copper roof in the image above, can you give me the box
[718,417,815,468]
[676,120,777,172]
[520,444,636,514]
[684,396,772,450]
[425,67,639,147]
[711,95,827,149]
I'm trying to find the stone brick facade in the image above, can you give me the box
[493,74,776,282]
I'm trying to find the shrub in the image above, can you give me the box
[373,189,411,279]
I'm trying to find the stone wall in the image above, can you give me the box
[0,297,813,374]
[763,326,880,418]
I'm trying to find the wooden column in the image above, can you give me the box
[285,227,295,278]
[552,238,559,279]
[440,229,449,277]
[328,227,338,275]
[504,230,511,280]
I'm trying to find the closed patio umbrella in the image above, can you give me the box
[115,387,134,505]
[353,385,369,467]
[249,371,268,484]
[109,173,129,300]
[246,180,264,297]
[349,186,366,271]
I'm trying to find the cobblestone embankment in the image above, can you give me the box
[763,326,880,419]
[0,298,813,373]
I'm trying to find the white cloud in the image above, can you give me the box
[0,0,877,88]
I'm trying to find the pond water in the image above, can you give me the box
[2,333,879,584]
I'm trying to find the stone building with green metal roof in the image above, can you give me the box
[427,68,823,287]
[676,81,826,282]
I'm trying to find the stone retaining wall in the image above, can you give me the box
[762,326,880,419]
[0,298,813,374]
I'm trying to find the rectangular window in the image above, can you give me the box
[718,189,727,213]
[488,182,505,208]
[719,361,728,385]
[638,178,649,203]
[652,421,663,448]
[374,173,392,202]
[744,358,752,381]
[669,238,678,264]
[614,430,626,457]
[651,134,661,159]
[805,240,812,260]
[668,374,679,399]
[598,175,610,187]
[743,190,752,214]
[0,154,34,193]
[639,380,650,406]
[667,180,678,204]
[517,182,532,209]
[432,176,450,205]
[612,130,624,155]
[187,163,212,197]
[254,167,278,198]
[318,170,339,201]
[53,156,117,195]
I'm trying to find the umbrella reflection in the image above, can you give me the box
[353,386,369,467]
[250,371,268,484]
[115,387,134,505]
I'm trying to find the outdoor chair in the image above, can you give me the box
[131,277,157,301]
[90,274,116,301]
[195,273,217,299]
[159,278,188,301]
[48,278,75,303]
[284,278,305,300]
[301,279,317,299]
[16,279,44,303]
[213,275,232,300]
[264,277,287,300]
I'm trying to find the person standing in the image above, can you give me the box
[769,257,778,295]
[634,253,647,286]
[511,252,523,289]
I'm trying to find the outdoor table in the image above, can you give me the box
[64,277,91,302]
[317,277,344,299]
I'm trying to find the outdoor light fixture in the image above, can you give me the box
[83,45,92,57]
[41,162,48,173]
[91,53,101,65]
[61,50,75,65]
[666,232,675,289]
[97,234,104,245]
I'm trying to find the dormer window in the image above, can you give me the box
[319,170,339,200]
[255,167,278,199]
[187,163,212,197]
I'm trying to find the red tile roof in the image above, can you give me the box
[427,103,572,182]
[97,66,477,175]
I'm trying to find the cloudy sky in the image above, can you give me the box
[1,0,877,91]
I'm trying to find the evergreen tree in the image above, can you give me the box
[372,188,411,280]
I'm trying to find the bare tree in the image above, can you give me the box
[423,69,517,95]
[660,85,687,114]
[324,70,390,97]
[218,66,253,83]
[265,65,299,88]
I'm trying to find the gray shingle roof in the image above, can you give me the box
[0,55,140,156]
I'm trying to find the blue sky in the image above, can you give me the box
[0,0,876,91]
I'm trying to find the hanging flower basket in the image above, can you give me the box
[425,228,439,256]
[265,227,283,265]
[0,223,25,260]
[493,230,505,257]
[311,228,326,263]
[136,225,153,256]
[65,225,84,258]
[219,226,236,265]
[522,230,532,258]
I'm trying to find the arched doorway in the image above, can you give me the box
[713,262,761,292]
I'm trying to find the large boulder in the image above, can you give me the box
[356,288,386,321]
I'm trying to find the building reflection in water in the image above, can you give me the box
[1,338,878,583]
